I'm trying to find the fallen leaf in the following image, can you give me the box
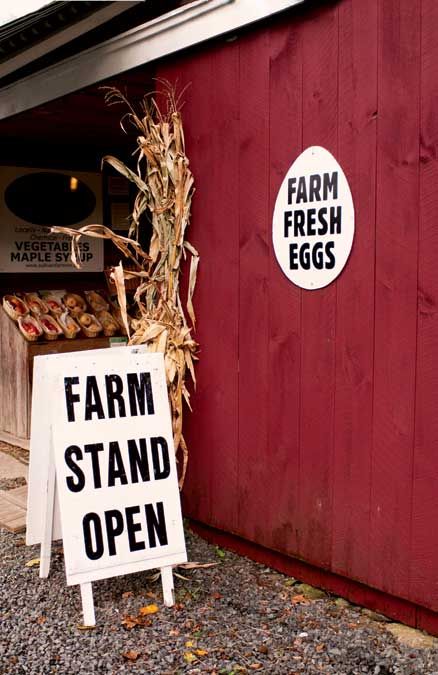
[146,572,160,582]
[36,616,46,625]
[122,650,141,661]
[194,648,208,657]
[178,562,219,570]
[174,572,191,581]
[121,615,141,630]
[249,664,263,670]
[291,594,310,605]
[315,644,325,653]
[212,592,223,600]
[76,624,96,631]
[122,591,134,599]
[25,558,40,568]
[185,640,194,648]
[139,604,159,616]
[145,591,156,599]
[169,628,180,636]
[258,645,269,654]
[184,652,197,664]
[215,547,226,559]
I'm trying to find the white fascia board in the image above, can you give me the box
[0,2,142,80]
[0,0,305,121]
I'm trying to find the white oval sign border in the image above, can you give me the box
[272,146,355,290]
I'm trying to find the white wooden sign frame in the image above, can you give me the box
[26,346,186,625]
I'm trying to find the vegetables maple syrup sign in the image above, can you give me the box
[52,351,186,585]
[272,146,355,290]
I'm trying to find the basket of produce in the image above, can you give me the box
[25,293,48,317]
[96,310,119,337]
[104,266,140,293]
[44,295,64,316]
[63,292,87,316]
[18,315,42,342]
[3,295,29,321]
[39,314,63,341]
[58,311,81,339]
[85,290,109,313]
[77,312,102,338]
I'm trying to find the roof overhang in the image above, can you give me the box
[0,0,305,122]
[0,2,142,82]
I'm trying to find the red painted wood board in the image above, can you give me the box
[369,0,421,596]
[265,17,303,556]
[158,51,216,525]
[237,29,271,544]
[158,41,241,533]
[297,3,338,569]
[409,0,438,610]
[154,0,438,618]
[331,0,378,582]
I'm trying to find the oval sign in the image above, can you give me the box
[4,171,96,226]
[272,146,354,290]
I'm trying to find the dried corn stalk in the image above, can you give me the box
[52,83,199,488]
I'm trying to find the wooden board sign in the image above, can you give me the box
[27,347,186,624]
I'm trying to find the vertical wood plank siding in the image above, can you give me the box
[158,0,437,613]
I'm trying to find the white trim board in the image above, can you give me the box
[0,0,305,121]
[0,2,142,81]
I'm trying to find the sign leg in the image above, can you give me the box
[160,566,175,607]
[39,454,56,579]
[80,583,96,626]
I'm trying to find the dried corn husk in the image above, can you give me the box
[51,82,198,488]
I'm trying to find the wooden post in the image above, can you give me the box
[39,437,56,579]
[160,566,175,607]
[80,582,96,626]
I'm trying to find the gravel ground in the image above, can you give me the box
[2,526,438,675]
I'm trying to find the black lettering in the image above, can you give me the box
[84,443,104,488]
[64,445,85,492]
[64,377,80,422]
[83,513,104,560]
[325,241,336,269]
[296,176,308,204]
[284,210,293,237]
[307,208,317,236]
[105,374,126,418]
[323,171,338,200]
[289,243,299,270]
[108,441,128,487]
[125,506,145,552]
[293,210,305,237]
[85,376,105,420]
[317,207,328,235]
[312,242,325,270]
[287,177,296,204]
[150,437,170,480]
[128,438,150,483]
[330,205,342,234]
[104,509,124,556]
[127,372,155,416]
[309,174,322,201]
[10,252,21,262]
[145,502,168,548]
[299,243,311,270]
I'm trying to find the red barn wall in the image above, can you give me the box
[157,0,438,626]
